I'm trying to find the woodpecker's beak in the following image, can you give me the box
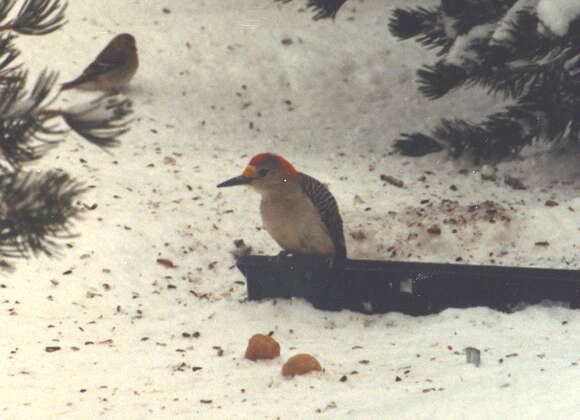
[217,175,252,188]
[217,165,256,188]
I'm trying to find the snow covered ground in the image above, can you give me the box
[2,0,578,419]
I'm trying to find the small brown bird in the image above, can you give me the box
[61,33,138,91]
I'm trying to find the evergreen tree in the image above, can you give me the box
[0,0,132,270]
[275,0,579,163]
[390,0,579,163]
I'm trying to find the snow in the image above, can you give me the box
[2,0,579,419]
[445,23,495,68]
[491,0,536,45]
[537,0,580,36]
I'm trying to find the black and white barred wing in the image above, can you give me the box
[299,172,347,260]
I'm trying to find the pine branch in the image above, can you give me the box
[440,0,517,34]
[516,85,579,143]
[0,1,17,23]
[0,118,61,167]
[394,94,578,164]
[388,2,577,162]
[0,71,65,167]
[274,0,348,20]
[29,68,59,109]
[472,48,579,100]
[0,68,26,115]
[394,116,523,164]
[415,57,541,100]
[489,1,537,48]
[0,0,134,270]
[0,170,85,259]
[392,133,443,157]
[389,7,439,39]
[438,116,526,162]
[389,7,453,56]
[8,0,67,35]
[416,63,468,99]
[415,9,579,102]
[390,5,574,99]
[389,1,518,55]
[3,69,60,117]
[0,75,133,167]
[0,34,20,73]
[62,93,133,148]
[490,9,577,62]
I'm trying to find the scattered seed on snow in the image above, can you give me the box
[156,258,176,268]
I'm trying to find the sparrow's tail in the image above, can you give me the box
[60,79,77,90]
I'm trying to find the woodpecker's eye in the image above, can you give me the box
[258,169,269,177]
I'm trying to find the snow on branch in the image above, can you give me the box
[0,74,133,167]
[62,93,133,148]
[537,0,580,36]
[389,0,579,163]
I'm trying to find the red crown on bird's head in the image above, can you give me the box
[244,153,298,178]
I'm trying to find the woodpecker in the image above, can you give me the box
[218,153,347,262]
